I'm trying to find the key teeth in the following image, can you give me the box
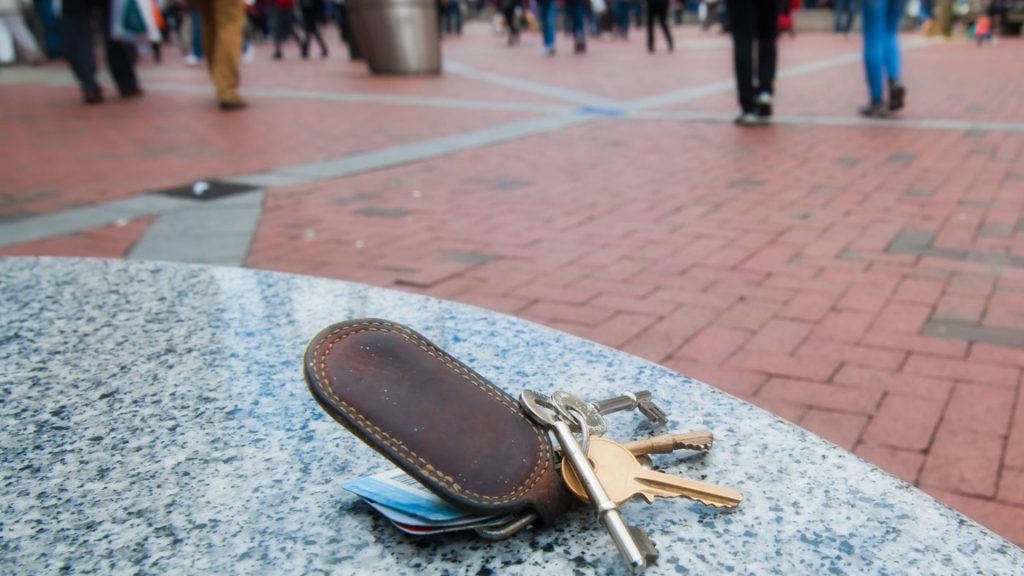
[677,442,713,452]
[637,402,669,425]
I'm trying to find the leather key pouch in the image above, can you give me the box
[304,319,573,524]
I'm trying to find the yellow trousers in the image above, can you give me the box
[194,0,245,104]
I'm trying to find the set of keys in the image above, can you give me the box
[517,389,742,573]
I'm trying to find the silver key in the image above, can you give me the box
[552,391,608,437]
[591,390,669,427]
[520,390,654,572]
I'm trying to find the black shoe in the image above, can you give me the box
[889,81,906,112]
[859,102,888,118]
[82,88,103,104]
[219,100,248,111]
[272,51,282,60]
[120,86,144,99]
[574,40,586,53]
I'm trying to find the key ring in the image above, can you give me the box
[565,404,591,456]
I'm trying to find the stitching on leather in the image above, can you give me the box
[310,320,550,504]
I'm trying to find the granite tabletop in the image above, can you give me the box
[1,257,1021,575]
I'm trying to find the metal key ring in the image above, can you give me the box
[565,405,591,456]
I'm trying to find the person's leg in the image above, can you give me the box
[3,14,43,62]
[62,0,100,96]
[539,0,556,49]
[884,0,905,109]
[211,0,244,105]
[755,0,778,96]
[191,7,203,57]
[862,0,885,104]
[272,3,284,57]
[571,0,587,48]
[614,0,628,36]
[658,1,672,49]
[98,0,141,95]
[727,0,754,114]
[646,1,655,50]
[196,0,216,68]
[283,10,307,55]
[883,0,904,81]
[305,11,327,55]
[502,3,517,41]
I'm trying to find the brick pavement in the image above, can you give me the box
[1,23,1023,546]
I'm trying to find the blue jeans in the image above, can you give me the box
[614,0,630,36]
[862,0,904,102]
[834,0,859,32]
[538,0,557,48]
[190,8,203,58]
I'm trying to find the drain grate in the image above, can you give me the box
[154,179,258,202]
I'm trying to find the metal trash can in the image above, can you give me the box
[347,0,442,75]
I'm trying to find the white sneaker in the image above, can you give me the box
[756,92,773,118]
[185,53,200,66]
[243,45,255,63]
[735,113,759,126]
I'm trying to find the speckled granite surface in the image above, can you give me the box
[1,257,1020,575]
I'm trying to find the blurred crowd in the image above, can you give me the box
[0,0,1017,116]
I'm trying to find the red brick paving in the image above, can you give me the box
[2,24,1024,547]
[0,217,153,258]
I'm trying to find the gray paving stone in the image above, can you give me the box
[979,223,1015,238]
[729,178,766,189]
[224,173,314,188]
[904,187,934,198]
[0,206,129,248]
[887,228,934,254]
[922,320,1024,347]
[107,195,195,216]
[888,152,916,164]
[442,251,498,265]
[278,114,589,182]
[356,207,414,218]
[128,194,264,265]
[464,177,531,191]
[330,193,377,205]
[964,251,1024,268]
[444,60,622,109]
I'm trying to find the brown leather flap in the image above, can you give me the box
[304,319,572,524]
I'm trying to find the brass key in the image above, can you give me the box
[561,437,742,509]
[621,430,714,455]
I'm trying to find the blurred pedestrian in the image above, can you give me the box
[860,0,906,117]
[193,0,246,110]
[500,0,520,44]
[566,0,587,52]
[0,0,44,64]
[834,0,859,33]
[442,0,462,35]
[62,0,142,103]
[726,0,778,125]
[537,0,557,53]
[613,0,630,37]
[185,6,203,64]
[646,0,673,52]
[299,0,327,57]
[272,0,307,58]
